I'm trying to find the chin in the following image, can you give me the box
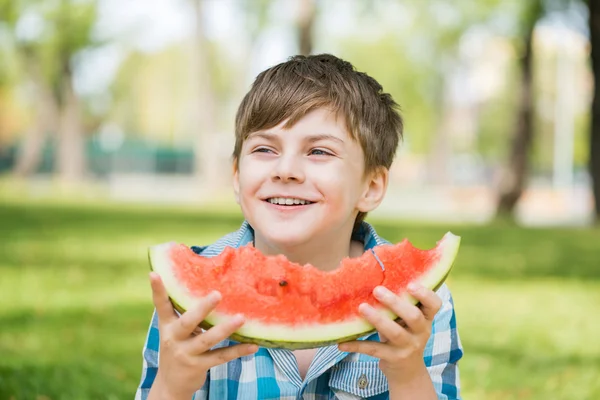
[259,226,314,251]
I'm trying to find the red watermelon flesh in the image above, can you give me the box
[149,232,460,349]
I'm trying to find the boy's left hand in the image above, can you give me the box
[337,283,442,382]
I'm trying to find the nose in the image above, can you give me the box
[271,154,305,183]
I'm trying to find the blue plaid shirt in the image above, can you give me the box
[136,221,463,399]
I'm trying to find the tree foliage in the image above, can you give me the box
[0,0,99,181]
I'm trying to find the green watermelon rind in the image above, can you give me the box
[148,232,460,350]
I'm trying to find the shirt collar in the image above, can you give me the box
[234,220,389,250]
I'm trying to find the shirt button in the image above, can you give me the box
[357,374,368,389]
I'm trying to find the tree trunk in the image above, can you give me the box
[12,57,58,177]
[55,70,86,183]
[191,0,220,192]
[297,0,315,56]
[427,62,453,186]
[13,116,47,177]
[495,17,537,218]
[589,0,600,223]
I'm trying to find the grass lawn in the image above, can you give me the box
[0,199,599,399]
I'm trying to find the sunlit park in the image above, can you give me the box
[1,0,599,399]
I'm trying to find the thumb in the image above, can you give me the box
[150,272,177,325]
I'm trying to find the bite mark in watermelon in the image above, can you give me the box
[148,232,460,350]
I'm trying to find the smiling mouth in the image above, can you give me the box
[265,197,315,206]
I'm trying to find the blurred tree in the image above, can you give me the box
[395,0,504,184]
[234,0,271,96]
[589,0,600,222]
[0,0,53,176]
[187,0,273,189]
[12,54,58,177]
[0,0,99,183]
[297,0,316,56]
[190,0,220,190]
[495,0,544,218]
[334,0,504,171]
[108,1,261,154]
[0,5,27,163]
[190,0,275,190]
[422,0,487,185]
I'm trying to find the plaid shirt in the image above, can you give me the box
[135,221,463,399]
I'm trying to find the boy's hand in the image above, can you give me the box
[337,283,442,385]
[148,272,258,400]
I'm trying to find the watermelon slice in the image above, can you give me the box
[148,232,460,350]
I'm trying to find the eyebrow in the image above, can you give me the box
[306,133,345,144]
[246,132,278,142]
[247,132,345,144]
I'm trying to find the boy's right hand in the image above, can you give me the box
[148,272,258,400]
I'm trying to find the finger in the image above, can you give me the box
[358,303,411,346]
[202,343,259,368]
[378,319,410,340]
[149,272,177,324]
[407,283,443,321]
[189,314,246,354]
[338,340,388,359]
[373,286,427,332]
[175,291,221,339]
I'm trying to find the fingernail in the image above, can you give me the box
[373,286,390,299]
[338,343,349,351]
[359,303,376,316]
[208,291,221,302]
[407,283,421,292]
[232,314,245,324]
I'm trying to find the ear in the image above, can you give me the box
[356,167,388,213]
[232,159,240,204]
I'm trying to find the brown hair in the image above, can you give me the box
[233,54,403,227]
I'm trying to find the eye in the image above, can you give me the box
[309,148,333,156]
[253,147,274,154]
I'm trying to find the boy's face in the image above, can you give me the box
[233,108,387,253]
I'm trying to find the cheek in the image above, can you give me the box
[238,172,255,194]
[316,172,361,206]
[237,164,265,199]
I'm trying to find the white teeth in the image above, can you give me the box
[267,197,312,205]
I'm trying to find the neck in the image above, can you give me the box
[253,227,361,271]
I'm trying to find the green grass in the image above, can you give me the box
[0,200,599,399]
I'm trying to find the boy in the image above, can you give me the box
[136,54,463,400]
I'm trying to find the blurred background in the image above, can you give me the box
[0,0,599,399]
